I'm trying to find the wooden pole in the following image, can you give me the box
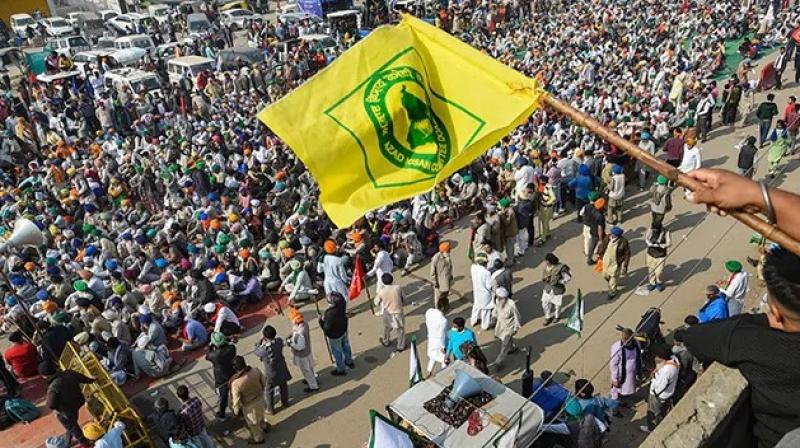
[313,294,335,364]
[542,94,800,256]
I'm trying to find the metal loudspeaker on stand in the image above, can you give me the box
[444,369,483,411]
[0,219,44,252]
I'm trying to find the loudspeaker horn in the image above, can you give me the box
[0,219,44,252]
[445,369,483,411]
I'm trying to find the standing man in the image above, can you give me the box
[649,175,673,228]
[645,222,671,292]
[176,385,216,448]
[286,308,318,393]
[721,260,749,317]
[600,226,631,300]
[319,292,354,376]
[229,356,267,445]
[205,332,237,420]
[430,242,453,312]
[537,175,556,245]
[607,164,626,225]
[664,128,685,168]
[424,302,449,375]
[375,273,406,352]
[366,241,394,292]
[491,287,521,371]
[445,317,477,361]
[470,253,495,331]
[756,93,779,147]
[40,361,95,447]
[498,197,518,265]
[609,328,641,404]
[491,259,513,297]
[721,77,743,125]
[541,253,569,325]
[736,136,759,178]
[694,88,715,142]
[640,345,679,434]
[254,325,292,415]
[581,197,606,265]
[317,240,350,300]
[637,132,656,190]
[775,46,788,90]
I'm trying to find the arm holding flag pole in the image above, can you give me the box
[313,293,335,364]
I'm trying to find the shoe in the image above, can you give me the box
[215,413,228,421]
[746,256,759,267]
[639,425,652,434]
[607,292,617,301]
[543,317,553,326]
[395,347,406,353]
[262,422,271,432]
[304,387,320,393]
[379,337,391,347]
[331,370,346,376]
[656,283,666,292]
[646,284,656,292]
[345,361,355,369]
[302,379,308,385]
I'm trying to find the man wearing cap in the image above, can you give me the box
[281,259,317,305]
[649,175,673,228]
[255,325,292,414]
[430,241,453,312]
[640,344,680,433]
[536,175,556,245]
[82,420,126,448]
[607,164,625,225]
[206,331,237,420]
[600,226,630,299]
[697,285,729,324]
[720,260,749,316]
[498,197,518,264]
[204,301,241,336]
[637,132,656,190]
[375,273,407,352]
[470,253,495,330]
[230,355,267,444]
[40,361,95,447]
[492,287,521,370]
[645,221,671,292]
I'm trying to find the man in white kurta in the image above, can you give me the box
[317,252,349,299]
[424,305,449,375]
[367,243,394,292]
[722,260,749,316]
[470,254,495,330]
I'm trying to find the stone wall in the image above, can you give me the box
[641,363,754,448]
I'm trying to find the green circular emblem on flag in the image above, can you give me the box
[363,66,452,176]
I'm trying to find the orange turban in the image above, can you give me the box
[594,198,606,209]
[351,232,363,243]
[439,242,451,253]
[323,240,337,254]
[288,306,304,324]
[282,248,295,258]
[239,249,251,259]
[210,219,221,230]
[42,300,57,313]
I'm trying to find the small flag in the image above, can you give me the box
[258,15,543,228]
[348,255,365,300]
[409,335,424,387]
[368,410,415,448]
[565,289,584,336]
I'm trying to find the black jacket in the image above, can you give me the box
[321,303,348,339]
[206,344,237,386]
[42,324,73,363]
[254,338,292,386]
[738,143,758,170]
[47,370,94,414]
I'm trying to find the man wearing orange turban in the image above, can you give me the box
[286,307,318,392]
[430,241,454,312]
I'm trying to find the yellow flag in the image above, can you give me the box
[258,15,543,227]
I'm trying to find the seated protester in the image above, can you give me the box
[281,259,317,305]
[203,301,241,336]
[258,249,281,291]
[102,337,135,385]
[102,308,133,346]
[531,370,572,421]
[685,247,800,448]
[162,301,185,333]
[4,331,39,378]
[131,314,172,378]
[565,379,620,428]
[445,317,477,361]
[82,421,126,448]
[178,317,209,351]
[232,269,264,304]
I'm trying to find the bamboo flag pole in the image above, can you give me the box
[542,94,800,257]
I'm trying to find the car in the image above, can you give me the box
[97,10,119,22]
[71,12,105,43]
[64,12,84,28]
[220,9,262,30]
[279,12,322,26]
[167,55,215,87]
[217,46,263,70]
[219,0,251,11]
[155,42,181,60]
[186,13,213,38]
[95,36,116,51]
[43,36,91,57]
[114,35,156,56]
[9,13,36,37]
[299,33,337,51]
[39,17,75,38]
[73,50,113,76]
[107,13,152,36]
[148,4,172,24]
[104,68,162,96]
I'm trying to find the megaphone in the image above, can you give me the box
[445,369,483,411]
[0,219,44,252]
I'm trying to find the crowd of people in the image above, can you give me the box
[0,0,798,447]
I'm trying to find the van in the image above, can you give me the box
[186,13,212,37]
[219,1,251,11]
[167,56,214,86]
[104,68,162,95]
[98,10,119,22]
[114,35,156,56]
[148,4,172,24]
[43,36,91,57]
[10,14,36,37]
[74,12,105,43]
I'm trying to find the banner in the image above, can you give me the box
[565,289,584,336]
[297,0,323,17]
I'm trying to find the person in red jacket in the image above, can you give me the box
[4,331,39,378]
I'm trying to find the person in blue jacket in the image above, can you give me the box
[698,285,730,323]
[568,164,595,220]
[530,370,571,420]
